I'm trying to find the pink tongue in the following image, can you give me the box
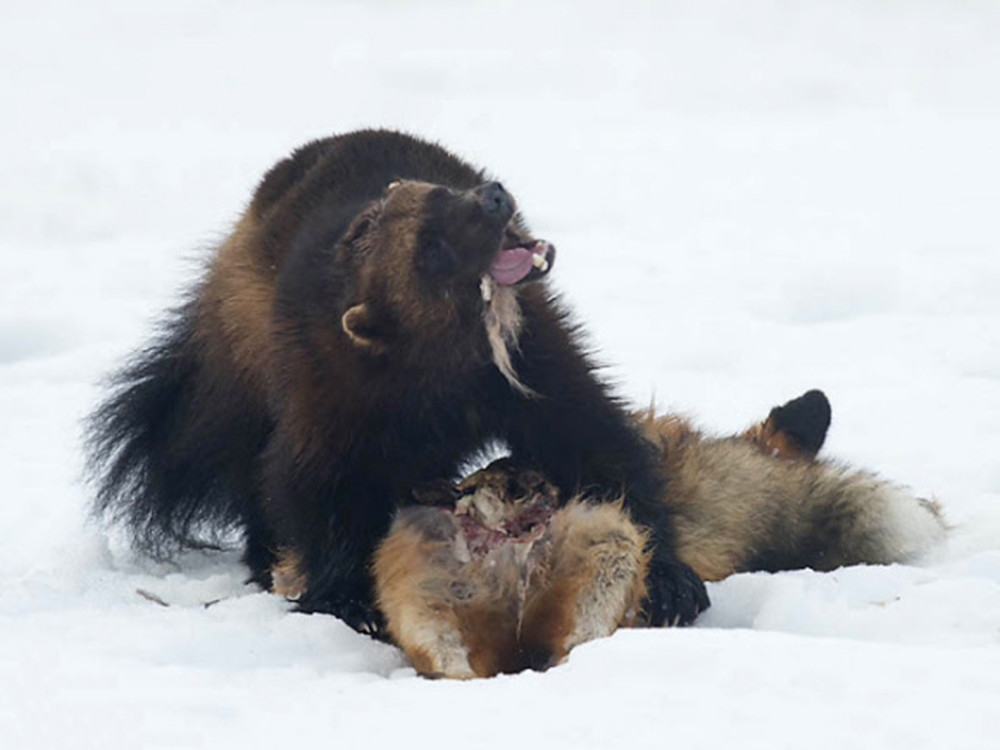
[489,247,535,285]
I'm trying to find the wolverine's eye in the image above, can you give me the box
[347,218,372,243]
[342,205,381,251]
[416,237,457,278]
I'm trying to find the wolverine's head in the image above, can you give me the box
[333,179,555,386]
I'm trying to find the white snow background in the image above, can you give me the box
[2,1,999,748]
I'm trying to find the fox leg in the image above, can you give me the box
[372,507,481,678]
[519,502,649,669]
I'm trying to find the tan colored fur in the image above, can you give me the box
[372,520,478,678]
[373,507,526,678]
[197,212,277,391]
[373,499,648,678]
[639,412,945,580]
[520,502,648,665]
[270,548,307,601]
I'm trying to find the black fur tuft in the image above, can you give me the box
[86,300,271,559]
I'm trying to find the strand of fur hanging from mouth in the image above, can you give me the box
[481,276,538,398]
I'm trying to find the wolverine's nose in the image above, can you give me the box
[475,181,515,223]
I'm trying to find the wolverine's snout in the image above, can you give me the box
[472,181,515,226]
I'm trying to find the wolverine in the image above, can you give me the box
[87,129,708,632]
[370,390,946,678]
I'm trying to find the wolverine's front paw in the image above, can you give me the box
[340,599,386,638]
[644,556,710,627]
[299,595,386,640]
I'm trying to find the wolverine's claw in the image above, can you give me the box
[643,555,709,627]
[298,594,386,639]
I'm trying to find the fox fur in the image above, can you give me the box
[367,390,946,678]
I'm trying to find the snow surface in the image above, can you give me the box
[2,1,999,748]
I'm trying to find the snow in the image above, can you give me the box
[2,0,999,747]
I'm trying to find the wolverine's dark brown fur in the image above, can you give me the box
[367,391,945,678]
[87,130,707,631]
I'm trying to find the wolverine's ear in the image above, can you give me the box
[341,303,388,352]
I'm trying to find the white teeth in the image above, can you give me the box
[480,275,494,302]
[532,252,549,272]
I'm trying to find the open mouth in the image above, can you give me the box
[487,226,556,286]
